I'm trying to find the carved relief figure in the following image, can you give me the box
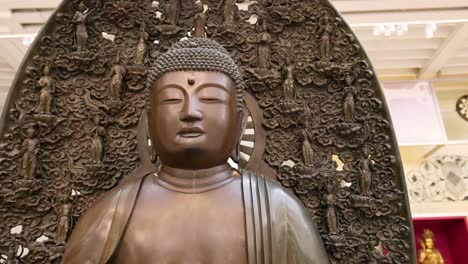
[162,0,179,25]
[134,23,149,65]
[5,247,18,264]
[218,0,236,29]
[283,62,296,100]
[193,0,206,38]
[343,86,355,123]
[20,127,39,179]
[56,193,72,244]
[324,185,339,234]
[35,65,54,114]
[319,14,334,61]
[320,32,331,61]
[110,53,126,99]
[257,19,272,68]
[302,129,314,166]
[62,38,329,264]
[419,229,445,264]
[90,116,106,162]
[360,151,373,195]
[72,2,91,51]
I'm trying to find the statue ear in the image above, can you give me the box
[231,108,247,163]
[137,111,158,165]
[146,112,159,163]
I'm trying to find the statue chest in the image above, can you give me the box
[114,177,248,264]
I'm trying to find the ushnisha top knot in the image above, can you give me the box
[146,38,245,110]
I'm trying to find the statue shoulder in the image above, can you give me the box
[62,185,122,263]
[434,249,445,261]
[242,169,305,210]
[246,170,306,211]
[73,172,145,232]
[62,172,148,264]
[419,250,427,261]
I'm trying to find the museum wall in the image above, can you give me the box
[378,79,468,216]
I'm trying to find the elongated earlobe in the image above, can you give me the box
[150,144,158,163]
[230,107,247,164]
[231,142,240,163]
[147,112,158,163]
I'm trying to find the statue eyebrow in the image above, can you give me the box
[195,83,230,94]
[155,84,186,95]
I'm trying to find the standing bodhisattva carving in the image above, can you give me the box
[193,0,206,38]
[109,54,125,99]
[35,65,55,114]
[20,127,40,179]
[72,2,91,51]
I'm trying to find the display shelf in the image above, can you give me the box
[413,216,468,264]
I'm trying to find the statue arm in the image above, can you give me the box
[84,8,94,17]
[418,251,426,263]
[71,12,80,23]
[283,190,330,264]
[438,251,445,264]
[62,170,149,264]
[61,188,122,264]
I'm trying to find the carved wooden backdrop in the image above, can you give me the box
[0,0,415,263]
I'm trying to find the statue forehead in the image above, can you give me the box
[154,71,235,90]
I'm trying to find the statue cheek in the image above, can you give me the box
[207,108,232,128]
[152,106,181,124]
[149,110,180,143]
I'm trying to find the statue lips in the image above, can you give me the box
[177,126,205,138]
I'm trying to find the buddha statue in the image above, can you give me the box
[419,229,445,264]
[62,38,329,264]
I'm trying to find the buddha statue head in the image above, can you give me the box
[195,0,203,13]
[422,229,435,250]
[25,127,35,138]
[77,1,87,12]
[146,38,246,170]
[43,65,51,76]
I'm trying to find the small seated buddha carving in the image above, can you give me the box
[419,229,445,264]
[62,38,329,264]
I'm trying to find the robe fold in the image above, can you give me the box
[62,168,329,264]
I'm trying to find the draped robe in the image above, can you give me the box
[62,168,329,264]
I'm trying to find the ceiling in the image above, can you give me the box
[1,0,468,107]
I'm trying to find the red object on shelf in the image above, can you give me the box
[413,216,468,264]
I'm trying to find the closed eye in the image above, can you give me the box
[200,98,223,103]
[161,98,182,104]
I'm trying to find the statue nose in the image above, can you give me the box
[179,99,203,122]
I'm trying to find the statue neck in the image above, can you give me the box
[154,163,238,193]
